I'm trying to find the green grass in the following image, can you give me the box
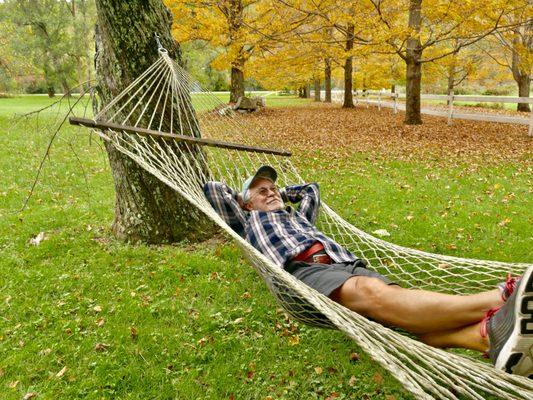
[0,95,531,399]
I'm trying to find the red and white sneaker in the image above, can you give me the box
[483,266,533,377]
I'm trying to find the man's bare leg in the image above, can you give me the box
[419,322,488,352]
[330,276,502,335]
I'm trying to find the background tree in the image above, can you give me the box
[167,0,298,102]
[368,0,522,124]
[481,6,532,111]
[94,0,214,243]
[423,44,482,98]
[1,0,95,95]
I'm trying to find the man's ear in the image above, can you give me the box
[242,202,252,211]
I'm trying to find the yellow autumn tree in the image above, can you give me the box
[480,4,532,111]
[365,0,526,124]
[166,0,310,102]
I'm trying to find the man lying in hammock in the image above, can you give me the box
[204,165,533,377]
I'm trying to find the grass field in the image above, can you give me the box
[0,94,531,399]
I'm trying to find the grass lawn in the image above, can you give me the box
[1,95,531,399]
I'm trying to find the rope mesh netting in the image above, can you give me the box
[79,49,532,399]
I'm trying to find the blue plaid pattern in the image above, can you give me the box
[204,181,357,266]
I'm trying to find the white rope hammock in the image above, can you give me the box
[72,48,533,399]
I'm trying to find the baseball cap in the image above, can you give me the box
[241,165,278,202]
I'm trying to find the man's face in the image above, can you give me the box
[244,177,284,212]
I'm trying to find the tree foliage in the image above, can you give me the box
[0,0,95,96]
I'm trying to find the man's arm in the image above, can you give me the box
[203,181,248,236]
[280,183,320,224]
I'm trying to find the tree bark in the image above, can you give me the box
[343,23,354,108]
[516,75,531,112]
[324,58,331,102]
[94,0,215,243]
[446,67,455,106]
[404,0,423,124]
[230,55,245,103]
[305,83,311,98]
[512,29,531,112]
[314,78,321,101]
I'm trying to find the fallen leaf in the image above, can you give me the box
[130,327,138,340]
[372,229,391,237]
[93,305,102,313]
[8,380,19,389]
[29,232,45,246]
[23,393,37,400]
[349,352,360,362]
[314,366,323,374]
[55,366,67,378]
[287,335,300,346]
[348,375,357,387]
[96,318,105,327]
[94,343,109,352]
[498,218,511,227]
[406,215,414,221]
[373,372,383,385]
[325,393,339,400]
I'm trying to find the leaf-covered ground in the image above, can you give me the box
[249,104,531,165]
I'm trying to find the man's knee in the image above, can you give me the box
[331,276,390,316]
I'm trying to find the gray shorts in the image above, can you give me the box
[285,260,395,297]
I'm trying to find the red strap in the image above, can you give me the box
[293,242,325,262]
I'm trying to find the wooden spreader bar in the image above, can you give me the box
[69,117,292,157]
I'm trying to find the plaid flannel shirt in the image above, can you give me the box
[203,181,357,266]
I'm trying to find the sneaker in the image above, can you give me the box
[486,266,533,376]
[497,274,519,302]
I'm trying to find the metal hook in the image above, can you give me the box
[154,32,168,54]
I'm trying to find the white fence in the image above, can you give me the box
[324,89,533,136]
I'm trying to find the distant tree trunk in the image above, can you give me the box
[512,32,531,112]
[516,75,531,112]
[404,0,423,124]
[94,0,215,243]
[343,23,354,108]
[314,78,321,101]
[60,77,71,96]
[446,69,455,106]
[324,58,331,102]
[226,0,246,103]
[230,60,245,103]
[391,84,396,93]
[305,83,311,98]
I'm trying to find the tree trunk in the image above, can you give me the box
[314,78,321,101]
[446,69,455,106]
[343,24,354,108]
[230,55,245,103]
[324,58,331,102]
[305,83,311,98]
[512,32,531,112]
[404,0,423,125]
[47,86,55,98]
[516,75,531,112]
[94,0,215,243]
[60,77,71,97]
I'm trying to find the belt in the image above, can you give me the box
[292,242,332,264]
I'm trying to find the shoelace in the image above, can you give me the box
[480,307,501,358]
[500,274,517,302]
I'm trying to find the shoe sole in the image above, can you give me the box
[495,266,533,377]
